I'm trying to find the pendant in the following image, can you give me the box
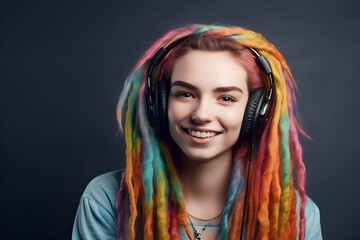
[195,230,203,240]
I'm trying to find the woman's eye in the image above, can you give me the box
[220,96,236,102]
[175,92,194,98]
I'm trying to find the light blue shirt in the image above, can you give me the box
[72,170,322,239]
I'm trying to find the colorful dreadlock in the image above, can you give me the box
[116,24,307,240]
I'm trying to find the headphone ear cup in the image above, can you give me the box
[240,88,266,140]
[154,79,169,135]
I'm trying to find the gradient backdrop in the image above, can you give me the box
[1,0,359,239]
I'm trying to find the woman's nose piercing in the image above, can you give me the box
[191,111,197,121]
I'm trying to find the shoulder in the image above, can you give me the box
[296,192,323,240]
[82,170,123,204]
[305,196,322,240]
[72,170,124,240]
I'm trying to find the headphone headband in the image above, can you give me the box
[147,36,189,106]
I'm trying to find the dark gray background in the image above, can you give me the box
[1,0,359,239]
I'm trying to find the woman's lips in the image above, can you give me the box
[182,128,219,139]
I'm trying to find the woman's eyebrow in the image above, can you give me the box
[214,86,243,94]
[171,80,198,91]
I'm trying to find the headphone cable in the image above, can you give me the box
[240,141,256,240]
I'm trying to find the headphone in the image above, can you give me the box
[146,35,274,140]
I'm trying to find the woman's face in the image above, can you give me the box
[168,50,249,162]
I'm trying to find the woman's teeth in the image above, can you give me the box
[188,129,217,138]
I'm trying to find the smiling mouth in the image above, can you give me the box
[184,128,218,138]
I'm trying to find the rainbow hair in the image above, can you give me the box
[116,24,307,240]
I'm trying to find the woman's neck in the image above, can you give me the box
[179,151,233,220]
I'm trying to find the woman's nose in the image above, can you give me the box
[190,99,213,124]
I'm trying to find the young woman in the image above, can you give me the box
[72,24,322,240]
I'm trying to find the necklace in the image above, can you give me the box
[188,216,209,240]
[187,210,223,240]
[187,210,223,222]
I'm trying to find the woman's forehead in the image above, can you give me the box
[171,50,248,89]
